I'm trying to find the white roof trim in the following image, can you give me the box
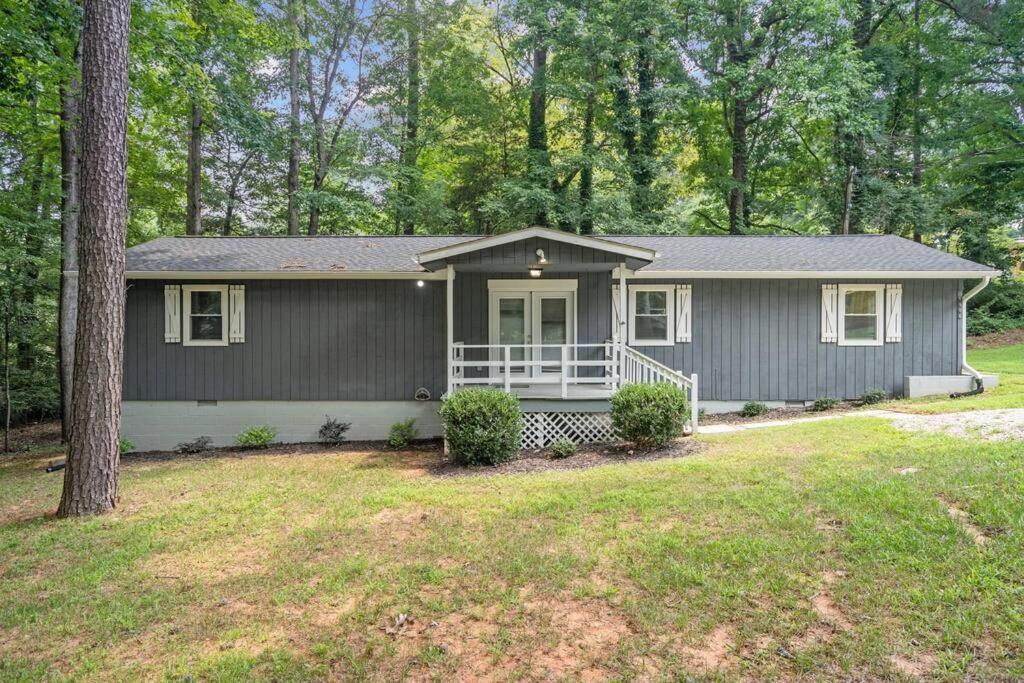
[627,270,1001,279]
[413,226,657,265]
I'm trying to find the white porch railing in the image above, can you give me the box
[450,342,621,398]
[449,341,699,433]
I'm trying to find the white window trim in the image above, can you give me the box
[837,284,884,347]
[628,285,675,346]
[182,285,230,347]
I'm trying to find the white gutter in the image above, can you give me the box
[961,276,992,380]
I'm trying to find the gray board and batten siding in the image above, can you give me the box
[126,274,961,404]
[124,279,447,403]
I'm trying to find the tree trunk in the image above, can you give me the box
[17,96,46,376]
[286,0,301,235]
[58,0,130,517]
[185,98,202,235]
[633,30,657,218]
[308,166,324,235]
[59,36,82,443]
[728,98,748,234]
[527,30,549,227]
[222,192,236,235]
[911,0,923,243]
[398,0,420,235]
[579,83,595,235]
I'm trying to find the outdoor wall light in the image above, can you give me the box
[416,280,425,287]
[528,248,548,277]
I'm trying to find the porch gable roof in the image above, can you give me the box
[414,227,658,271]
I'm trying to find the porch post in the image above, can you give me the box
[618,263,627,384]
[446,265,455,396]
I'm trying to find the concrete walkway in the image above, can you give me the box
[698,409,900,434]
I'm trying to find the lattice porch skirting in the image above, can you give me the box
[521,412,616,449]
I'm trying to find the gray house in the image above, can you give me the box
[118,227,998,451]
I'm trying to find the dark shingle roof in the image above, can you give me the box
[124,234,997,275]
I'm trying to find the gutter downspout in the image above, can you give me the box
[955,276,991,396]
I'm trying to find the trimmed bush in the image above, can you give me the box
[439,388,522,466]
[236,425,276,448]
[319,416,351,445]
[860,389,887,405]
[610,382,689,449]
[387,418,418,449]
[118,437,134,455]
[176,436,212,454]
[811,397,840,412]
[739,401,769,418]
[549,437,577,459]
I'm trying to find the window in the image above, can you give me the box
[838,284,883,346]
[629,285,675,345]
[182,285,229,346]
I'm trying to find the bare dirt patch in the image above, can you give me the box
[938,496,988,547]
[678,624,736,671]
[890,409,1024,442]
[429,439,703,478]
[792,570,854,651]
[0,419,62,453]
[890,651,938,679]
[383,594,635,680]
[967,328,1024,349]
[370,504,430,544]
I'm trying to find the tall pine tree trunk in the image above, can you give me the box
[59,0,130,517]
[728,98,748,234]
[185,99,202,235]
[286,0,301,235]
[579,83,595,235]
[527,30,550,227]
[59,35,82,443]
[398,0,419,235]
[911,0,923,243]
[633,31,657,219]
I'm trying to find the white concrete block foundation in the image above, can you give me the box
[903,374,999,398]
[121,400,443,452]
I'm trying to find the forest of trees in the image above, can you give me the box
[1,0,1022,429]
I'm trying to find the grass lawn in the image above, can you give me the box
[1,347,1022,681]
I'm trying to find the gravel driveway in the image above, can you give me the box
[889,409,1024,442]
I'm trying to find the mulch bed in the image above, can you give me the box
[120,439,443,465]
[426,439,704,478]
[698,401,864,426]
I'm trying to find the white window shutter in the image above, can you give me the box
[885,284,902,342]
[229,285,245,343]
[611,284,621,340]
[821,284,838,343]
[164,285,181,343]
[675,285,692,342]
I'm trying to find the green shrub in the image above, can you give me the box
[739,401,769,418]
[811,397,840,412]
[236,425,276,448]
[387,418,418,449]
[318,416,351,445]
[610,383,689,449]
[118,437,134,454]
[860,388,887,405]
[967,276,1024,335]
[549,437,577,459]
[439,388,522,466]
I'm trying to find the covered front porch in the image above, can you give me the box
[412,228,699,443]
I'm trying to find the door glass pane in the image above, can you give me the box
[498,298,526,367]
[540,298,567,372]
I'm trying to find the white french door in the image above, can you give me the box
[488,282,576,380]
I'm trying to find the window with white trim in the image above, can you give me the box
[629,285,675,345]
[838,284,883,346]
[182,285,229,346]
